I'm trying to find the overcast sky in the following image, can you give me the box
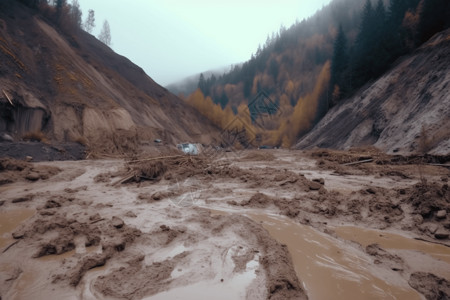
[76,0,332,86]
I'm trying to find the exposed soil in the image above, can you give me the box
[0,141,85,162]
[296,29,450,155]
[0,148,449,299]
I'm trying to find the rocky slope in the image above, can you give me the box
[296,29,450,155]
[0,1,219,153]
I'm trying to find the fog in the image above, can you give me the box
[77,0,332,86]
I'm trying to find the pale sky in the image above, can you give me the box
[77,1,332,86]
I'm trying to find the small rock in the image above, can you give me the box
[412,214,424,225]
[152,191,163,201]
[0,133,13,142]
[111,216,124,229]
[434,230,449,239]
[89,213,101,221]
[436,210,447,219]
[125,211,137,218]
[25,156,33,162]
[309,181,322,191]
[366,188,376,194]
[12,230,25,239]
[26,172,40,181]
[12,195,33,203]
[0,200,4,206]
[312,178,325,185]
[427,224,438,234]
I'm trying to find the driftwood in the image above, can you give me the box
[342,159,373,166]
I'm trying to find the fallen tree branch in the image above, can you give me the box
[2,240,19,253]
[2,89,14,106]
[342,159,373,166]
[112,172,135,186]
[90,218,105,224]
[127,155,183,164]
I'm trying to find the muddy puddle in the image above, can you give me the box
[335,226,450,265]
[246,213,422,300]
[0,208,35,248]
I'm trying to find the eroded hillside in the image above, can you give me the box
[297,29,450,155]
[0,1,219,153]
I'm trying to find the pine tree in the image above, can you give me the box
[353,0,377,86]
[84,9,95,33]
[197,73,206,94]
[331,24,348,101]
[372,0,390,77]
[418,0,450,43]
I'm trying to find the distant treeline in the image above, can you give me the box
[195,0,449,110]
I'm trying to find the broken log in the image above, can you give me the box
[127,155,183,164]
[342,159,373,166]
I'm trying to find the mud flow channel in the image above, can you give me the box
[0,209,35,248]
[246,213,424,300]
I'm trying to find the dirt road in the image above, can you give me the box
[0,148,449,299]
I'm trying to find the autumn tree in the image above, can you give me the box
[98,20,111,46]
[84,9,95,33]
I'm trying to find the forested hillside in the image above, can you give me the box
[184,0,450,148]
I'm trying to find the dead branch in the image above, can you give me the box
[2,240,19,253]
[342,159,373,166]
[2,89,14,106]
[127,155,183,164]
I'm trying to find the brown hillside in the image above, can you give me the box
[296,29,450,155]
[0,1,219,153]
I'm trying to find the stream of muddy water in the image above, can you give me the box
[246,212,423,300]
[2,206,449,299]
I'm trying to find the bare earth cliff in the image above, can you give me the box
[0,1,219,153]
[297,29,450,155]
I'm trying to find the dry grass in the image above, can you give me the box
[22,131,49,143]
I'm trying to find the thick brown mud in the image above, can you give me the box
[0,149,449,299]
[248,213,422,300]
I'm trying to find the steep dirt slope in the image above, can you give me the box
[296,29,450,155]
[0,1,219,152]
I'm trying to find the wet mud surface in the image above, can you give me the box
[0,148,449,299]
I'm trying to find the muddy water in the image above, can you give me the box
[0,209,35,248]
[246,213,422,300]
[336,226,450,265]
